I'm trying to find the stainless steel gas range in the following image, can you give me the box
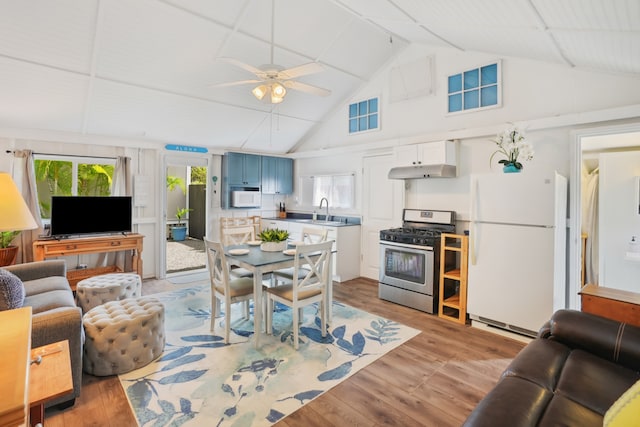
[378,209,456,313]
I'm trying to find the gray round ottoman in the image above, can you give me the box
[82,296,165,376]
[76,273,142,313]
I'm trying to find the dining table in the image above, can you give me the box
[224,243,333,348]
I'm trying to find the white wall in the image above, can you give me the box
[599,151,640,292]
[297,45,640,152]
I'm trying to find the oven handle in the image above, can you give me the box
[379,240,434,251]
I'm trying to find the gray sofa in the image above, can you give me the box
[6,260,83,408]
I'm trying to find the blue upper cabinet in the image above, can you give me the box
[261,156,293,194]
[224,152,261,187]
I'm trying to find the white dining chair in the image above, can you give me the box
[220,225,255,278]
[271,227,329,287]
[265,240,333,349]
[204,238,254,343]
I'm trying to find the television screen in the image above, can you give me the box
[50,196,132,237]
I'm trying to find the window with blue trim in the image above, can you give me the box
[349,97,379,133]
[448,63,499,113]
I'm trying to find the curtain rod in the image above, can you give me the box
[5,150,118,160]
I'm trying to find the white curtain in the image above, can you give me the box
[582,165,599,285]
[13,150,43,263]
[104,156,132,270]
[112,156,132,197]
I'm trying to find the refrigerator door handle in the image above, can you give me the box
[470,176,478,265]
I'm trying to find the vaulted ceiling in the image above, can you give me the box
[0,0,638,154]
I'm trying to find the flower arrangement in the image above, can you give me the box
[490,125,534,171]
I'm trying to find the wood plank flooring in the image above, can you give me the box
[44,277,525,427]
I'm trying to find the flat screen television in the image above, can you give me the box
[50,196,132,237]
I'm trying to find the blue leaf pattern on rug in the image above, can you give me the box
[119,284,419,426]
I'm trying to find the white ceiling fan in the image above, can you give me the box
[211,0,331,104]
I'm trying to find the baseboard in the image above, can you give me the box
[471,320,533,344]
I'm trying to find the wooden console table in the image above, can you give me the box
[580,284,640,327]
[33,234,143,290]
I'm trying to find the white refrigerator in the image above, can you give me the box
[468,171,567,336]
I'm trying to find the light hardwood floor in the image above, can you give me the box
[45,277,525,427]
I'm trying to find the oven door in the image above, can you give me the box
[379,241,434,295]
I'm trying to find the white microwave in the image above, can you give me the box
[231,191,261,208]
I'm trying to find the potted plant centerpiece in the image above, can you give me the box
[0,230,21,266]
[490,124,534,173]
[171,207,192,241]
[258,228,289,252]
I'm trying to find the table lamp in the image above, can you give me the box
[0,172,38,266]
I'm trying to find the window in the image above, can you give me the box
[349,97,379,133]
[448,62,500,113]
[34,155,116,218]
[299,174,355,210]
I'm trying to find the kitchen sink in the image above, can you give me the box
[292,219,344,226]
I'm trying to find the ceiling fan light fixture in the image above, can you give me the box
[252,85,268,100]
[272,83,286,98]
[270,83,286,104]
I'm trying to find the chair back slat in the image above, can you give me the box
[292,241,333,300]
[301,227,328,244]
[204,238,230,291]
[219,216,261,239]
[221,225,255,246]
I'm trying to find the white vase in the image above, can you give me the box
[260,241,287,252]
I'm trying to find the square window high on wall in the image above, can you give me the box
[447,61,501,114]
[348,97,379,134]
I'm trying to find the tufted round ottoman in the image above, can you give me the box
[76,273,142,313]
[82,296,165,376]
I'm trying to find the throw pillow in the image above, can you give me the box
[604,379,640,427]
[0,268,26,311]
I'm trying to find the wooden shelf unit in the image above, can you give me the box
[438,233,469,324]
[33,233,143,291]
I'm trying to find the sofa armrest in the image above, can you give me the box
[31,306,84,406]
[545,309,640,372]
[4,260,67,282]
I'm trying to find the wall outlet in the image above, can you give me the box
[79,264,88,269]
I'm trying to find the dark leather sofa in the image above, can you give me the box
[464,309,640,426]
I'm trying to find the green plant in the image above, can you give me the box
[174,207,192,227]
[258,228,289,242]
[0,231,21,248]
[166,175,186,194]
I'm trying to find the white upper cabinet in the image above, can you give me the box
[394,140,457,168]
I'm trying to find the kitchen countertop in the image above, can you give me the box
[263,214,361,227]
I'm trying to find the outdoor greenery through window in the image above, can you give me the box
[35,155,116,219]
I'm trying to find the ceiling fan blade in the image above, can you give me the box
[217,57,264,77]
[209,79,262,88]
[283,80,331,97]
[279,62,325,79]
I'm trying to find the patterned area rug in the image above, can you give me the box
[119,284,419,426]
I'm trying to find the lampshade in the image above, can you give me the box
[270,83,286,104]
[252,82,287,104]
[252,85,268,100]
[0,173,38,232]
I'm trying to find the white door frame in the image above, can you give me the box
[159,153,210,279]
[569,121,640,309]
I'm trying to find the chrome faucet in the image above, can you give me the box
[319,197,329,221]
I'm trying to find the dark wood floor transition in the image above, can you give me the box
[45,277,525,427]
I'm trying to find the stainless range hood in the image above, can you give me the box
[388,164,457,179]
